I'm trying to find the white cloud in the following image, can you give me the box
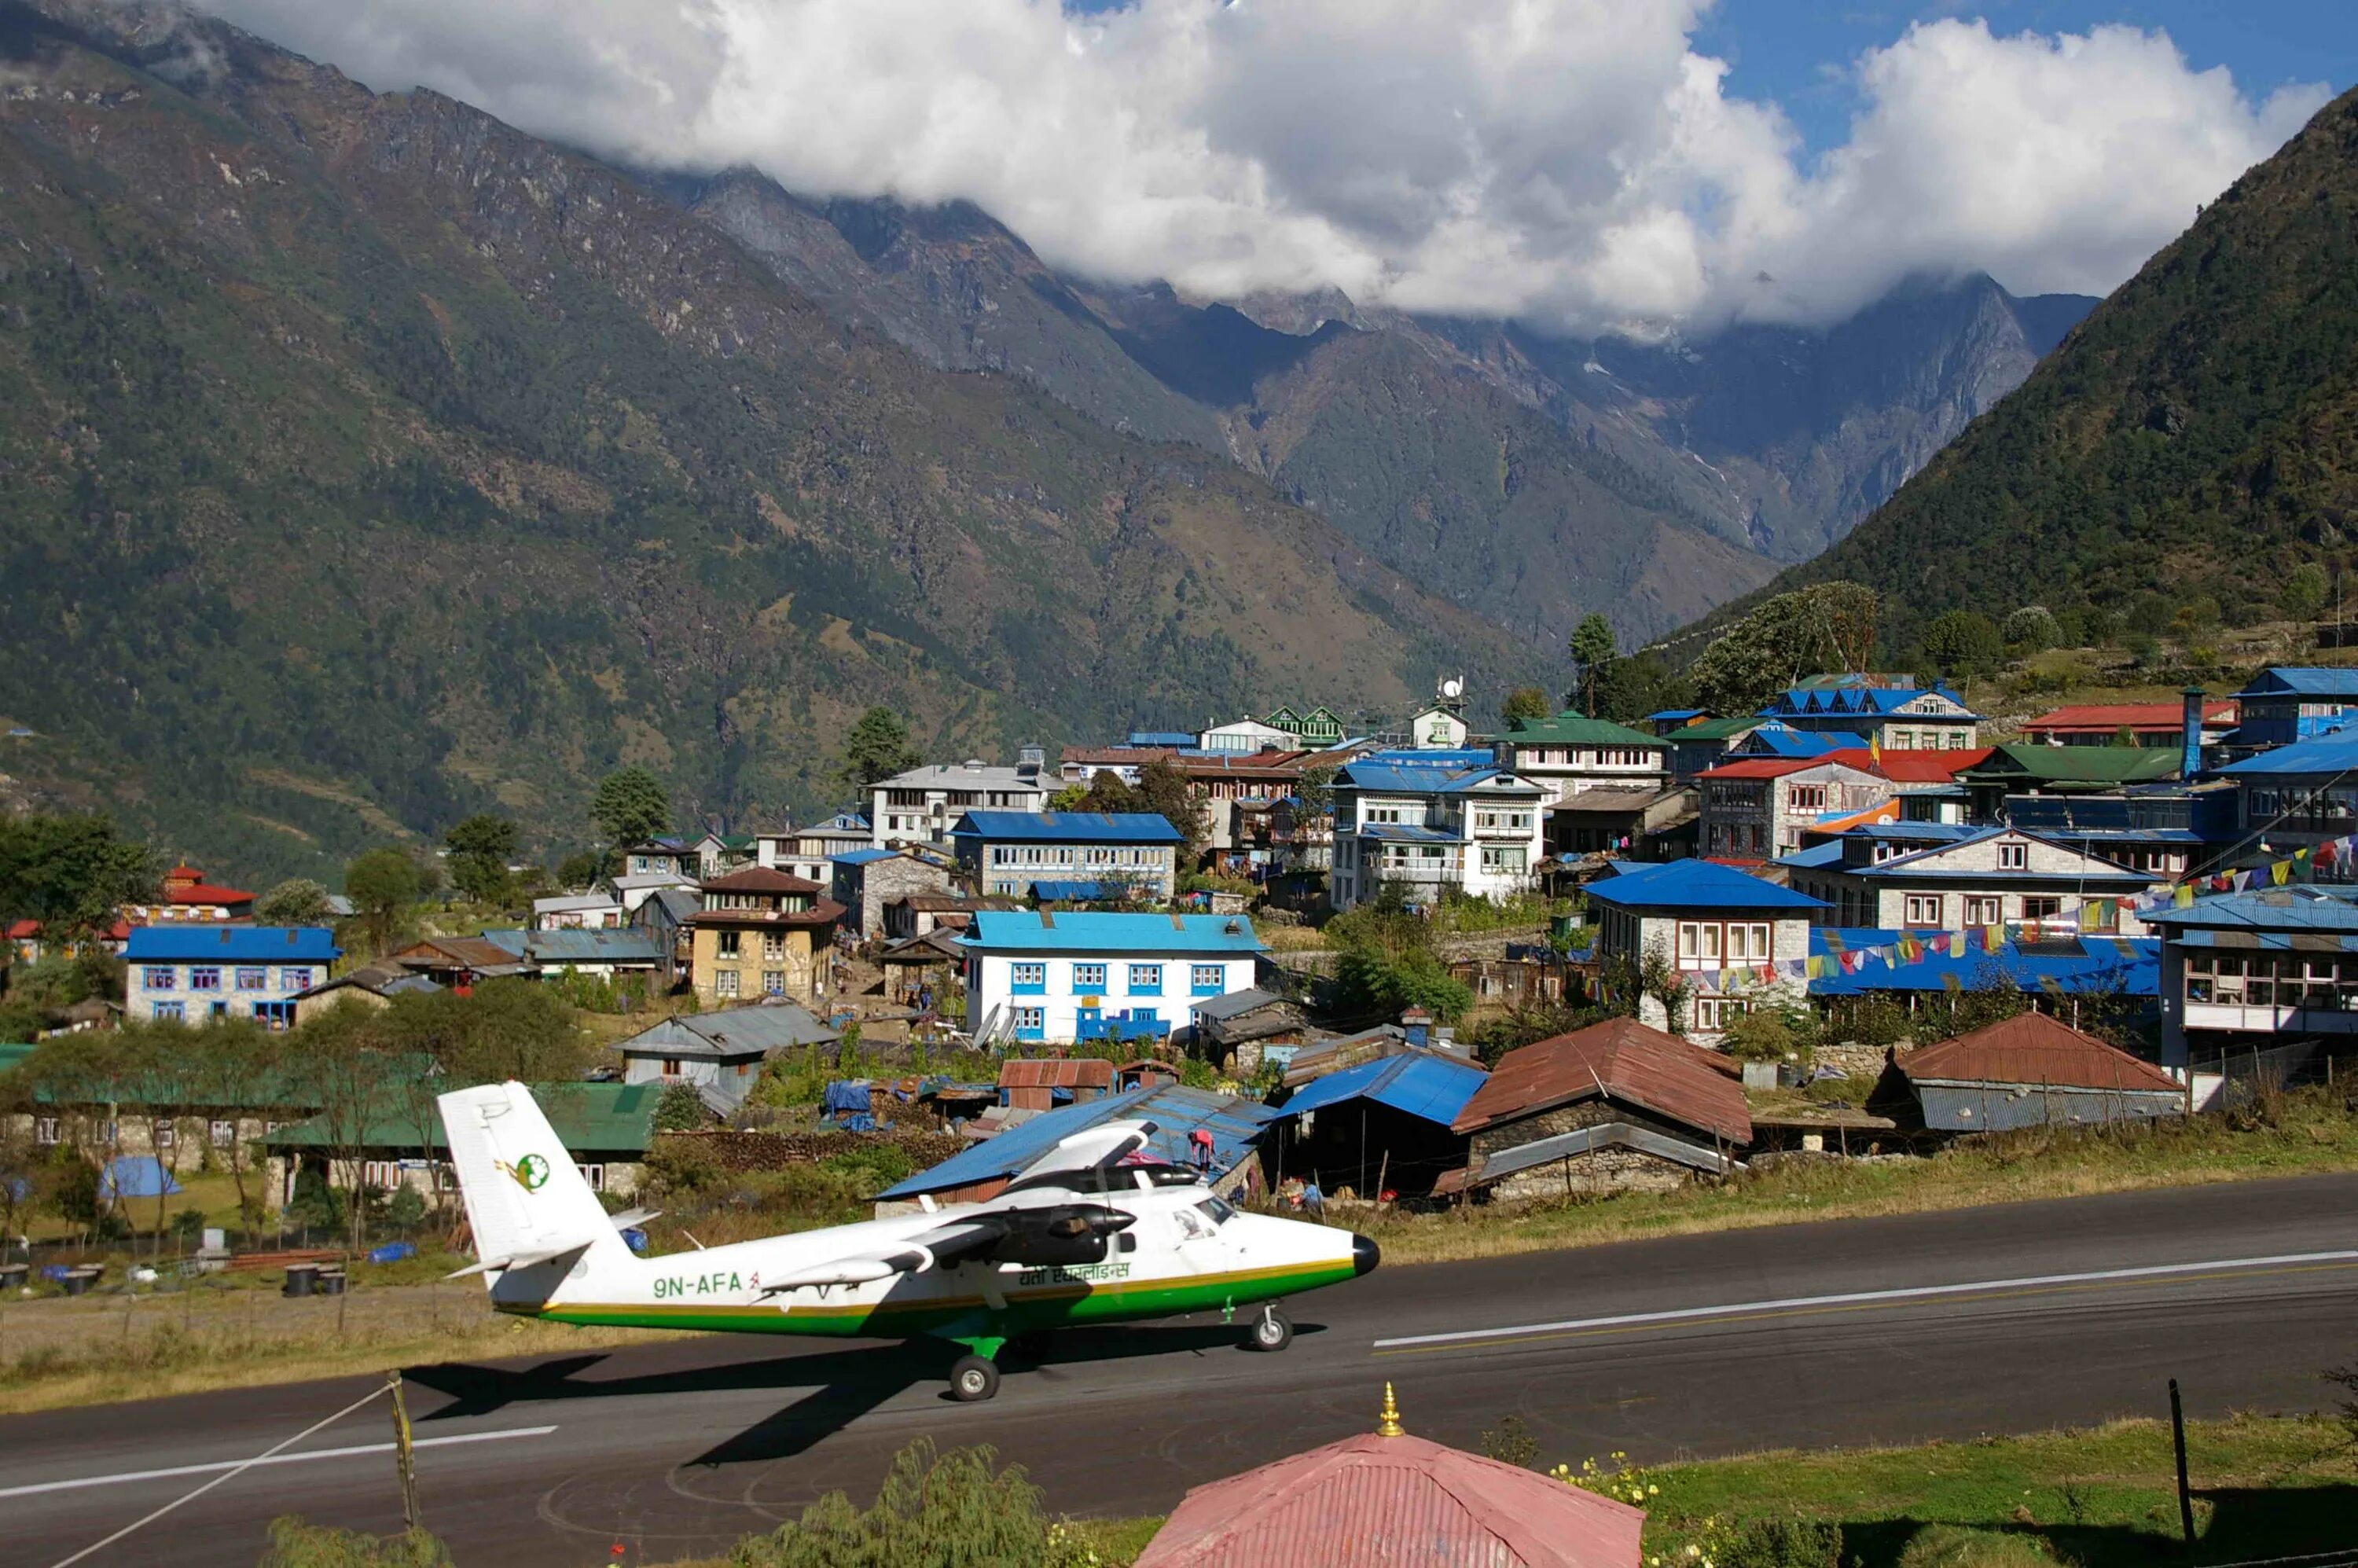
[196,0,2331,329]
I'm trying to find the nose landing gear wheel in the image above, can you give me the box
[1243,1305,1292,1352]
[950,1354,1001,1401]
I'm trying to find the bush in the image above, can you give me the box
[1894,1525,2058,1567]
[257,1517,453,1568]
[655,1081,707,1132]
[1721,1517,1843,1568]
[1720,1004,1816,1065]
[728,1438,1085,1568]
[2001,605,2059,652]
[641,1135,730,1196]
[821,1144,913,1191]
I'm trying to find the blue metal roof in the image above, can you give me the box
[1271,1052,1487,1126]
[1357,823,1460,843]
[1738,726,1870,757]
[1339,759,1531,795]
[832,847,898,865]
[877,1082,1279,1197]
[965,911,1264,953]
[1771,842,1847,870]
[1584,858,1828,913]
[2217,737,2358,777]
[951,811,1184,844]
[1805,928,2158,997]
[1646,709,1708,722]
[2140,885,2358,932]
[1853,822,1979,842]
[2231,666,2358,700]
[123,926,340,963]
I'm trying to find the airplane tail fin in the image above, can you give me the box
[437,1081,632,1301]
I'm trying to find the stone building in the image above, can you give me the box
[687,867,844,1008]
[1445,1018,1751,1200]
[828,848,955,940]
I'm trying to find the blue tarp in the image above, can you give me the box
[98,1156,181,1203]
[1805,928,2159,998]
[821,1081,873,1115]
[1273,1052,1489,1126]
[367,1242,416,1265]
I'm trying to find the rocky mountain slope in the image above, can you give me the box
[1711,82,2358,644]
[0,0,1533,879]
[686,171,2090,640]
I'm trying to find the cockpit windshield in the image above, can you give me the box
[1196,1195,1236,1228]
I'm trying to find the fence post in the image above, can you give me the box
[387,1369,421,1531]
[2169,1377,2195,1551]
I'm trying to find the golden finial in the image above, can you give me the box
[1376,1382,1405,1438]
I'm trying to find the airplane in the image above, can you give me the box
[437,1080,1379,1401]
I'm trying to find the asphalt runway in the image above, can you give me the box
[6,1173,2354,1566]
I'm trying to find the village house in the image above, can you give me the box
[1583,859,1824,1040]
[1446,1018,1752,1199]
[533,891,626,929]
[2143,883,2358,1077]
[2228,666,2358,749]
[882,890,1008,939]
[126,926,340,1028]
[288,962,440,1026]
[1757,674,1982,749]
[1197,716,1296,753]
[1188,987,1313,1074]
[876,927,966,1007]
[1780,824,2155,938]
[498,927,673,984]
[1957,744,2182,820]
[1866,747,1990,824]
[962,909,1263,1047]
[687,866,844,1008]
[2217,734,2358,861]
[1651,713,1770,781]
[2022,698,2237,749]
[1489,713,1669,806]
[607,868,701,916]
[951,811,1183,903]
[2000,784,2237,879]
[829,847,956,939]
[1265,791,1334,873]
[1872,1012,2184,1133]
[120,864,254,925]
[1404,703,1471,750]
[616,1001,839,1117]
[387,935,536,990]
[619,837,700,879]
[753,811,872,883]
[1328,752,1545,910]
[869,755,1051,849]
[1260,704,1350,748]
[1265,1048,1489,1200]
[1696,754,1893,861]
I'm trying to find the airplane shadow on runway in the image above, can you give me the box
[402,1320,1326,1469]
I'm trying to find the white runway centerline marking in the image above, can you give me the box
[1372,1249,2358,1351]
[0,1424,560,1499]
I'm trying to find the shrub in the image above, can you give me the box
[257,1517,453,1568]
[1721,1517,1843,1568]
[641,1135,730,1195]
[654,1081,707,1132]
[727,1438,1088,1568]
[1894,1525,2058,1566]
[1721,1003,1817,1065]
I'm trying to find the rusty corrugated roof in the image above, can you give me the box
[1134,1430,1644,1568]
[1451,1017,1751,1146]
[997,1058,1116,1090]
[1898,1012,2180,1094]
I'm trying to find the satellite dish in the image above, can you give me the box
[1440,677,1464,700]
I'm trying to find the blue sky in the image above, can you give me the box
[1691,2,2352,155]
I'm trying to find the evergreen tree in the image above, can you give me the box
[343,848,421,957]
[1567,615,1618,717]
[443,813,520,905]
[839,707,922,790]
[1500,686,1551,723]
[591,768,670,849]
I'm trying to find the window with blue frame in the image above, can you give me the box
[281,967,314,992]
[1074,963,1107,992]
[141,967,177,992]
[1011,962,1047,994]
[1128,963,1162,993]
[189,967,222,992]
[1012,1005,1045,1040]
[252,1001,296,1030]
[1191,964,1225,993]
[235,967,268,991]
[152,1001,185,1022]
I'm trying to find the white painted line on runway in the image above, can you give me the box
[1372,1249,2358,1350]
[0,1425,560,1499]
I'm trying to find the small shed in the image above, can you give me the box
[615,1001,839,1116]
[1191,988,1313,1073]
[1267,1051,1489,1199]
[876,928,966,1007]
[1136,1388,1643,1568]
[1447,1018,1750,1199]
[1878,1012,2185,1132]
[997,1056,1115,1112]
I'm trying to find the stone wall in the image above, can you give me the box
[1488,1141,1696,1201]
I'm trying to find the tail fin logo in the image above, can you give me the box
[500,1153,553,1192]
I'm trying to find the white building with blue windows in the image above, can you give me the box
[125,926,342,1028]
[960,911,1263,1047]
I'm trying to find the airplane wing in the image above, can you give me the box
[1012,1118,1159,1184]
[755,1217,1006,1294]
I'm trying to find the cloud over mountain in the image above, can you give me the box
[203,0,2327,329]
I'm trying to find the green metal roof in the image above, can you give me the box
[266,1081,661,1155]
[0,1043,36,1074]
[1662,717,1761,742]
[1494,714,1666,748]
[1962,744,2180,786]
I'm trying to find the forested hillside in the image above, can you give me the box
[0,0,1530,882]
[1724,82,2358,645]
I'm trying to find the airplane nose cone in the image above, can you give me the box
[1352,1233,1381,1276]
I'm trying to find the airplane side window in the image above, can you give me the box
[1116,1232,1137,1253]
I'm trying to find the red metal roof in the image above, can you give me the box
[1898,1012,2181,1094]
[700,866,825,894]
[997,1058,1116,1090]
[5,918,38,939]
[2022,702,2235,734]
[1453,1017,1752,1145]
[1870,747,1993,783]
[1135,1430,1644,1568]
[166,883,253,905]
[1696,752,1884,780]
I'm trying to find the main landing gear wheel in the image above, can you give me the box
[1243,1305,1292,1353]
[949,1354,1001,1402]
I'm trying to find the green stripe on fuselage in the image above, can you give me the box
[506,1261,1356,1338]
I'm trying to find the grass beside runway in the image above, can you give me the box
[1353,1084,2358,1266]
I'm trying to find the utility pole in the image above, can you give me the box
[2169,1378,2195,1551]
[387,1370,421,1532]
